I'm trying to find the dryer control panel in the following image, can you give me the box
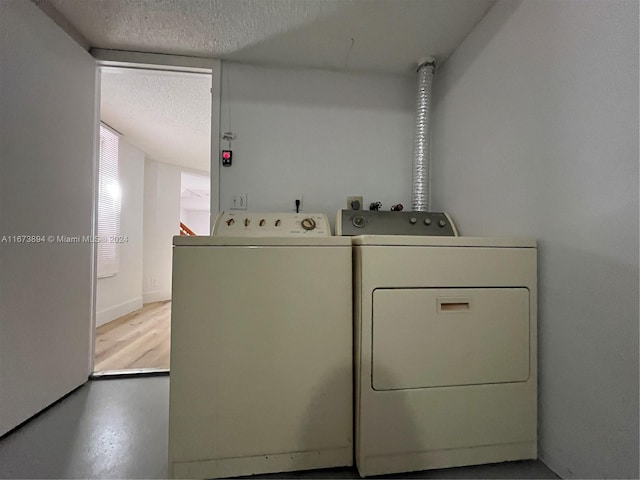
[213,211,331,237]
[336,210,458,236]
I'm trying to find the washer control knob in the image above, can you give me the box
[244,218,250,227]
[226,218,235,226]
[301,218,316,231]
[259,219,266,226]
[438,219,447,227]
[410,217,417,224]
[352,216,366,228]
[424,218,432,226]
[275,219,281,227]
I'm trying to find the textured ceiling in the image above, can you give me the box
[48,0,495,74]
[59,0,496,172]
[100,68,211,172]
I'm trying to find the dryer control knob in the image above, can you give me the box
[438,219,447,227]
[410,217,417,224]
[301,218,317,231]
[352,216,367,228]
[424,218,432,226]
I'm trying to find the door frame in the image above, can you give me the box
[89,51,221,372]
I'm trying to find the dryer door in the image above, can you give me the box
[372,288,530,390]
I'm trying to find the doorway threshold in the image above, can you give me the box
[91,368,169,380]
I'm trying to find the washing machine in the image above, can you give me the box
[337,211,537,477]
[169,212,353,479]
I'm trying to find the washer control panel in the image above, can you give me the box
[336,210,458,236]
[213,211,331,237]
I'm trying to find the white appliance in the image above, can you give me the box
[169,212,353,479]
[352,235,537,477]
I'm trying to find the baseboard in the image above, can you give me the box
[96,297,143,327]
[143,290,171,304]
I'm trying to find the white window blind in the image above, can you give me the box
[97,124,121,278]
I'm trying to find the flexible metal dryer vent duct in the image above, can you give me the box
[411,57,436,212]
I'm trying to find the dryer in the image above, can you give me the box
[337,208,537,477]
[169,212,353,479]
[352,235,537,476]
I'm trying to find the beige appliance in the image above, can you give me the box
[352,235,537,477]
[169,212,353,479]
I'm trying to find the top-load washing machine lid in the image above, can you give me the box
[173,236,351,247]
[351,235,536,248]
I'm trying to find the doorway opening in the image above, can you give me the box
[180,172,211,236]
[93,66,212,375]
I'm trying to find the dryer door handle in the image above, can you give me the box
[437,298,471,313]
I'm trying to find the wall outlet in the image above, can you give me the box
[293,195,303,212]
[347,196,363,210]
[231,194,248,210]
[150,277,157,288]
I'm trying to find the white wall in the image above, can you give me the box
[180,209,210,235]
[0,0,96,435]
[219,62,415,223]
[143,159,181,303]
[180,170,211,235]
[431,1,639,478]
[96,137,145,327]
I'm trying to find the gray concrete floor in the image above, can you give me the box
[0,377,559,479]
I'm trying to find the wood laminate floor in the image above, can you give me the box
[94,301,171,372]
